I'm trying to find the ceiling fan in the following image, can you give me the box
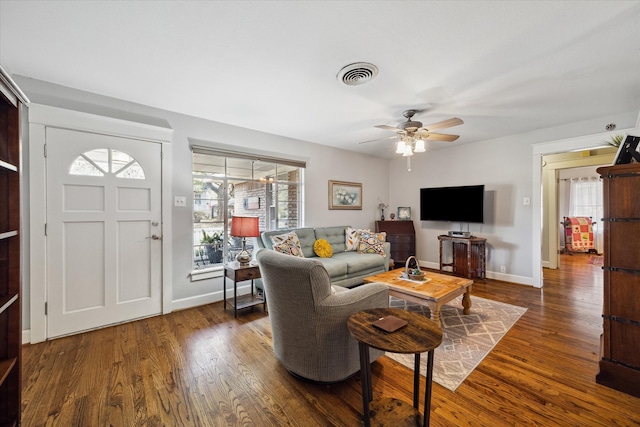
[362,109,464,155]
[361,109,464,171]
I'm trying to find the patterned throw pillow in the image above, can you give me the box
[345,227,370,251]
[271,231,305,257]
[313,238,333,258]
[273,241,305,257]
[357,232,386,256]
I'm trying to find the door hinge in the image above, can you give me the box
[44,144,47,157]
[45,223,47,236]
[45,302,48,315]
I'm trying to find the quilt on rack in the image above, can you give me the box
[565,217,594,252]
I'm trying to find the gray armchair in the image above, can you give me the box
[256,249,390,383]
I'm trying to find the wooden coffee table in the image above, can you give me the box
[364,269,473,324]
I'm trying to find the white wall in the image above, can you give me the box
[15,76,390,329]
[389,136,533,281]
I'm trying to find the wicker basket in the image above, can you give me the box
[405,256,425,280]
[408,272,426,281]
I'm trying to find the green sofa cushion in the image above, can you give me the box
[314,226,347,254]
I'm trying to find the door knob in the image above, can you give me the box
[146,234,162,240]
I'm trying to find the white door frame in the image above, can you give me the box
[531,125,638,288]
[28,104,173,343]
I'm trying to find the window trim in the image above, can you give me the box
[190,144,307,169]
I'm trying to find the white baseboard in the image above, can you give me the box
[420,260,534,287]
[171,283,254,312]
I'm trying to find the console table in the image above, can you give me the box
[438,235,486,281]
[375,220,416,268]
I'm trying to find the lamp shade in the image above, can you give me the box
[230,216,260,237]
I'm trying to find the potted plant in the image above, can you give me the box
[606,133,625,147]
[201,230,223,263]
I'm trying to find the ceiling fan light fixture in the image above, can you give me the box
[414,139,426,152]
[396,140,406,154]
[402,144,413,157]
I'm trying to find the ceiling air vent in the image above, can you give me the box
[337,62,378,86]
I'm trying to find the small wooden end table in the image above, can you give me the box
[348,308,443,427]
[223,262,266,318]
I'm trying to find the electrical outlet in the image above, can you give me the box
[174,196,186,207]
[500,266,506,273]
[523,197,530,206]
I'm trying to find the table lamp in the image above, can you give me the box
[230,216,260,265]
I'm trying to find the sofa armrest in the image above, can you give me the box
[383,242,391,271]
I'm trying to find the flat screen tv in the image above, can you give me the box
[420,185,484,223]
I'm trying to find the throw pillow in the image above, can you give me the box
[313,238,333,258]
[273,239,305,257]
[270,230,300,246]
[357,231,386,256]
[345,227,370,251]
[271,231,305,258]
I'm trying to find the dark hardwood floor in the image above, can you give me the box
[21,254,640,426]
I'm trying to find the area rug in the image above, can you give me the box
[386,295,527,392]
[588,255,604,266]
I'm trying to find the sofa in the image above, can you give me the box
[256,249,390,382]
[255,225,391,288]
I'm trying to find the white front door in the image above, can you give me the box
[46,127,162,338]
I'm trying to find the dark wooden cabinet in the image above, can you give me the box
[438,235,487,281]
[595,163,640,398]
[0,66,28,427]
[375,221,415,268]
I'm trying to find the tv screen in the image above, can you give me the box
[420,185,484,223]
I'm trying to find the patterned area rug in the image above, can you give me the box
[386,295,527,392]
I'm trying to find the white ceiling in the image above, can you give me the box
[1,1,639,158]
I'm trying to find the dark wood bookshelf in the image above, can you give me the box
[0,65,28,427]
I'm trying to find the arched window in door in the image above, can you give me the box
[69,148,146,179]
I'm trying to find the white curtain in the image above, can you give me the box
[568,176,603,253]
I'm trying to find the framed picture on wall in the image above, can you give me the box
[329,180,362,210]
[398,207,411,220]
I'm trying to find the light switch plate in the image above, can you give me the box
[174,196,186,207]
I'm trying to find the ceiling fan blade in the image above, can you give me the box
[419,133,459,142]
[422,117,464,131]
[374,124,400,132]
[357,135,398,145]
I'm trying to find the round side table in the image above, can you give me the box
[348,308,443,427]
